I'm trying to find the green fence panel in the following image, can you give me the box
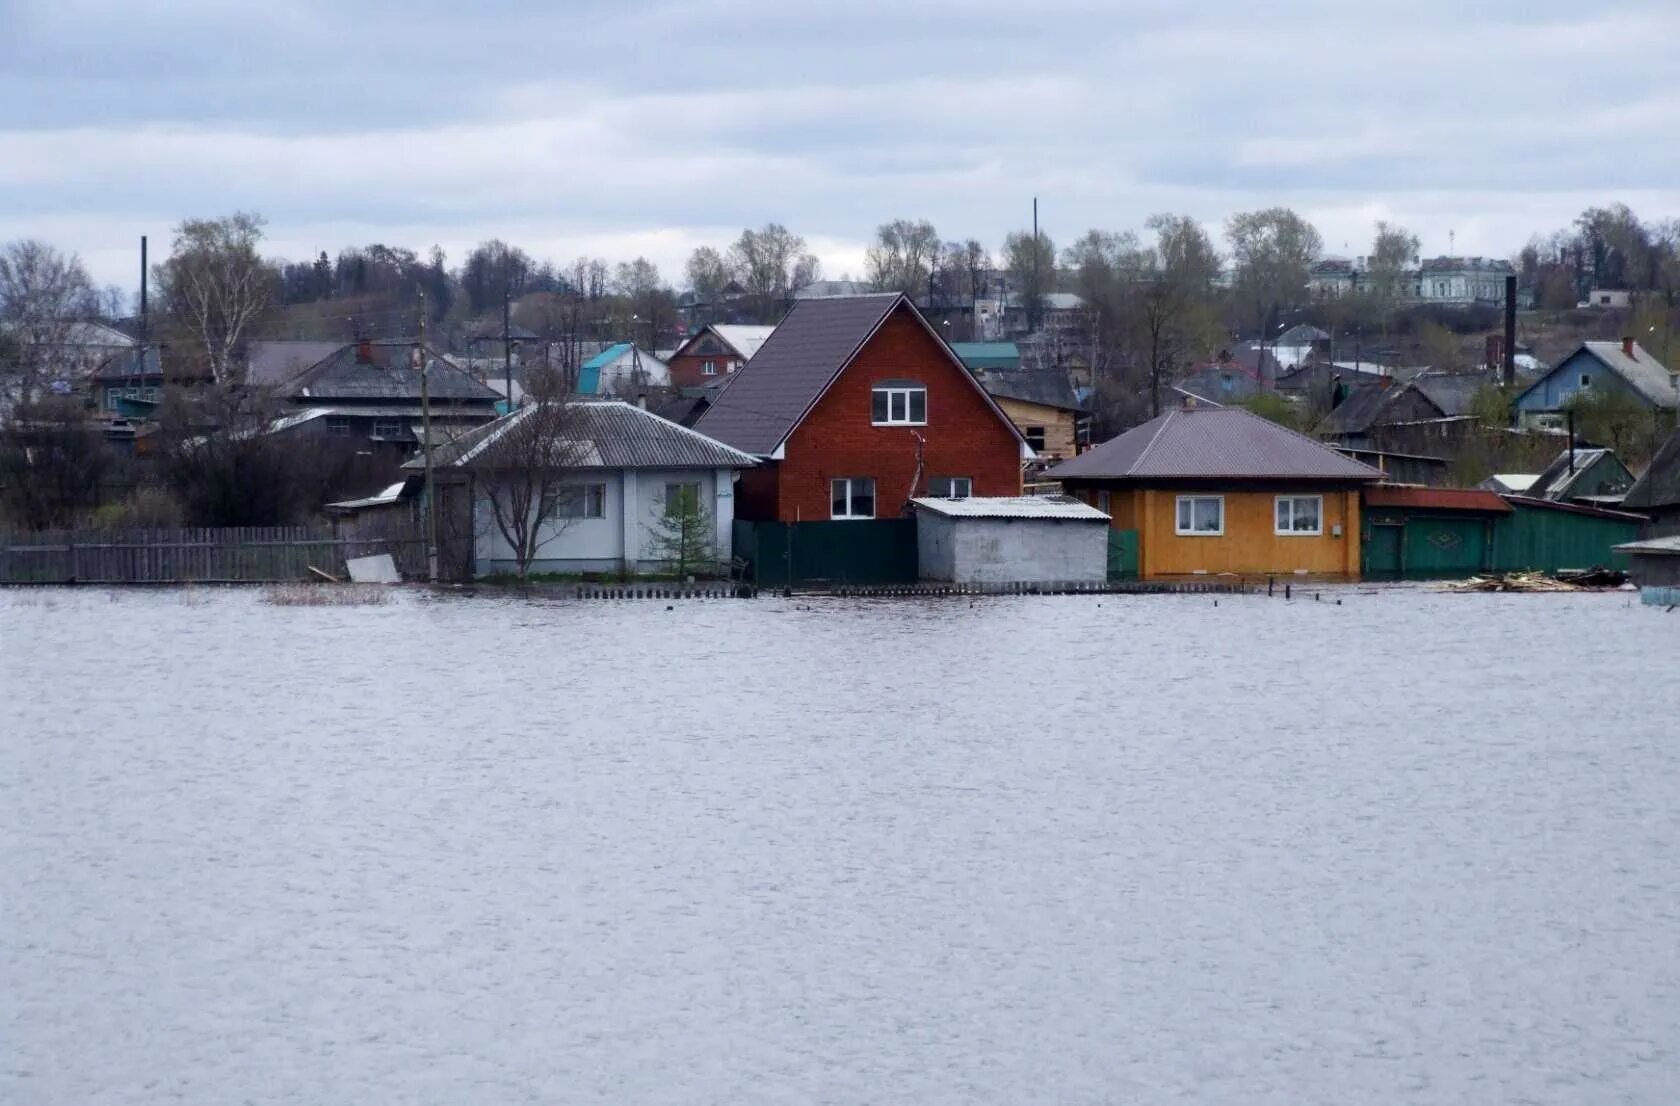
[735,519,917,587]
[1491,504,1640,573]
[1400,516,1490,578]
[1106,529,1138,581]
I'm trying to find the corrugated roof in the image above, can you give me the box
[580,342,634,371]
[950,342,1021,370]
[1622,428,1680,510]
[1363,486,1512,514]
[1046,406,1384,482]
[691,294,904,456]
[286,341,500,403]
[1614,535,1680,555]
[1500,494,1648,522]
[1482,473,1539,493]
[408,399,758,471]
[1409,371,1491,417]
[911,494,1109,520]
[1519,341,1679,409]
[1526,447,1632,501]
[710,325,776,360]
[245,340,344,387]
[1315,381,1396,435]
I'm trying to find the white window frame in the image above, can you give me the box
[1274,494,1323,536]
[830,476,876,520]
[702,360,717,376]
[664,481,702,517]
[1579,373,1591,388]
[371,418,406,438]
[928,476,971,499]
[548,482,607,519]
[1175,495,1224,536]
[871,384,927,426]
[325,417,353,437]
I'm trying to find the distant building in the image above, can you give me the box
[1620,428,1680,536]
[1308,255,1515,307]
[665,324,776,388]
[1580,288,1632,309]
[1512,339,1679,429]
[576,343,670,395]
[1523,447,1635,508]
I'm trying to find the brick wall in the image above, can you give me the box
[773,307,1022,521]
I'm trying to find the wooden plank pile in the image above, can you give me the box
[1442,569,1628,593]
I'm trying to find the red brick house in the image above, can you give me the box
[665,324,776,388]
[693,294,1028,522]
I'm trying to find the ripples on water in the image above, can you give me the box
[3,587,1678,1104]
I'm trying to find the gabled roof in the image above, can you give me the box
[285,340,499,403]
[407,399,758,471]
[1526,447,1634,502]
[1516,340,1679,409]
[974,368,1082,411]
[1315,381,1400,436]
[911,494,1108,520]
[710,325,777,360]
[949,342,1021,371]
[1621,428,1680,510]
[1047,406,1384,482]
[1409,371,1492,417]
[694,293,1024,457]
[1276,324,1329,346]
[581,342,634,370]
[245,340,344,387]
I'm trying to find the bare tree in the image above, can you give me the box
[0,240,98,408]
[1003,229,1056,332]
[154,213,276,385]
[0,395,116,529]
[685,246,730,320]
[1367,220,1420,320]
[464,368,594,579]
[1226,207,1322,331]
[728,223,806,322]
[865,219,941,297]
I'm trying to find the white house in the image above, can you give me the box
[577,343,671,394]
[407,400,756,577]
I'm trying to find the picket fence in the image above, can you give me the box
[0,526,427,585]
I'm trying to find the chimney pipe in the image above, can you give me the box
[1502,275,1516,388]
[1622,335,1635,358]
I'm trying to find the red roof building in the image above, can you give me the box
[694,294,1028,522]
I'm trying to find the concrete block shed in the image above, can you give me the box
[912,495,1110,584]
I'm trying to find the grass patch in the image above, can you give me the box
[262,583,392,606]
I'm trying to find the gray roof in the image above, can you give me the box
[286,340,500,404]
[1520,341,1679,409]
[974,368,1083,411]
[409,399,758,471]
[244,340,344,387]
[1614,535,1680,555]
[1622,428,1680,510]
[1408,371,1491,417]
[911,494,1108,520]
[1526,447,1632,501]
[1314,381,1394,435]
[1047,406,1384,482]
[693,293,902,455]
[1276,324,1329,346]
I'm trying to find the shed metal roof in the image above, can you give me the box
[1614,535,1680,555]
[911,494,1109,520]
[1047,406,1383,482]
[1363,486,1512,514]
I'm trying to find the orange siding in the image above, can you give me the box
[1104,487,1361,578]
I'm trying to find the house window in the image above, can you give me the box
[105,390,120,411]
[1095,490,1112,513]
[326,417,352,437]
[1600,294,1612,305]
[371,418,406,439]
[547,482,607,519]
[1175,495,1224,536]
[831,477,876,519]
[702,360,717,376]
[1275,495,1323,535]
[928,476,971,499]
[1024,426,1047,451]
[730,360,742,373]
[1579,373,1592,388]
[871,383,927,425]
[665,482,701,516]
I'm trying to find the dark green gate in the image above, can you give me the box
[734,519,918,588]
[1106,529,1138,581]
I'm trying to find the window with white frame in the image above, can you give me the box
[1579,373,1591,388]
[831,477,876,519]
[1275,495,1323,535]
[702,360,717,376]
[1175,495,1223,535]
[871,382,927,425]
[928,476,971,499]
[371,418,406,438]
[546,483,607,519]
[326,417,352,436]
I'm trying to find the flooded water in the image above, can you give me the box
[3,586,1679,1104]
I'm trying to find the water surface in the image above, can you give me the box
[3,587,1677,1104]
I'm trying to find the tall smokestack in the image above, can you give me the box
[1502,274,1516,388]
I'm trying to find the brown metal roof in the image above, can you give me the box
[1046,406,1384,482]
[1363,486,1512,514]
[406,399,758,471]
[693,295,901,455]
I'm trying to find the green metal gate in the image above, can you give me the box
[1106,529,1138,581]
[734,520,918,588]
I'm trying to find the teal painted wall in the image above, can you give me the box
[1362,505,1640,577]
[734,519,918,587]
[1491,504,1639,572]
[1106,529,1138,580]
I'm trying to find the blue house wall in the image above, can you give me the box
[1514,349,1647,417]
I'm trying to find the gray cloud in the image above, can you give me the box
[2,0,1677,289]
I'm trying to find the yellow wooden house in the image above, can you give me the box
[1047,405,1383,579]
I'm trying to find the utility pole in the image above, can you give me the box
[417,290,439,584]
[135,235,149,398]
[503,284,514,413]
[1032,196,1040,333]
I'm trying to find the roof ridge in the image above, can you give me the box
[1131,407,1180,475]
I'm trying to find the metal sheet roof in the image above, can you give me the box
[1614,535,1680,555]
[710,325,776,359]
[1518,341,1679,409]
[287,341,500,403]
[1363,486,1512,514]
[911,494,1110,520]
[407,399,758,471]
[1047,407,1384,482]
[1620,427,1680,510]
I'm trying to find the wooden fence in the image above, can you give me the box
[0,526,427,584]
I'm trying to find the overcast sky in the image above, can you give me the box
[3,0,1678,293]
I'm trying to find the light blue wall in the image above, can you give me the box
[1515,350,1644,415]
